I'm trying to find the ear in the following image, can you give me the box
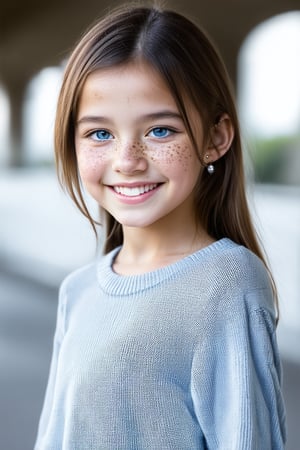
[205,114,234,163]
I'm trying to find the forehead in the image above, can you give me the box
[81,61,174,101]
[75,60,184,126]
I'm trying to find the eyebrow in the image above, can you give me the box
[76,110,183,126]
[76,116,110,126]
[140,111,183,121]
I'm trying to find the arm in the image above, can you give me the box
[191,289,286,449]
[34,283,67,449]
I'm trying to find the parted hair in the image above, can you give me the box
[54,3,278,313]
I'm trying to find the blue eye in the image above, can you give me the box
[91,130,113,141]
[148,127,172,138]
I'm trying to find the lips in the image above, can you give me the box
[112,184,159,197]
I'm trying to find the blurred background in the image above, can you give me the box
[0,0,299,449]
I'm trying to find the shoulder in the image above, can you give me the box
[58,246,119,305]
[59,261,98,302]
[200,239,276,322]
[205,238,271,293]
[55,261,99,331]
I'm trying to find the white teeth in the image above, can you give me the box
[113,184,158,197]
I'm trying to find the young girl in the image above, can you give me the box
[35,4,286,449]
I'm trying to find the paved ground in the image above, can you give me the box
[0,269,57,450]
[0,266,299,450]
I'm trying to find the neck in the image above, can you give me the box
[113,219,214,275]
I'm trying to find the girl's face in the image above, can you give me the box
[75,61,206,230]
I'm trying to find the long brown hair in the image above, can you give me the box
[54,4,277,312]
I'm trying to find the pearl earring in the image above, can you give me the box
[207,164,215,175]
[205,154,215,174]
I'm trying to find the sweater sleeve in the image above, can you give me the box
[34,282,67,449]
[190,289,286,449]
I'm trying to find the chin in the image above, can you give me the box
[113,215,157,229]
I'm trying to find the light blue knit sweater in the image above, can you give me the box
[35,238,286,449]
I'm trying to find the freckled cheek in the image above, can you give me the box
[147,143,197,172]
[76,146,109,181]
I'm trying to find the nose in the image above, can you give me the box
[112,141,148,174]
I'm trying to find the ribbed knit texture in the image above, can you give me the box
[35,238,286,449]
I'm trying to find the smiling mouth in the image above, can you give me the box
[112,184,159,197]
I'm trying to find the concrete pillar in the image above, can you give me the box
[4,78,29,167]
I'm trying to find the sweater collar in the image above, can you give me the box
[97,238,234,296]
